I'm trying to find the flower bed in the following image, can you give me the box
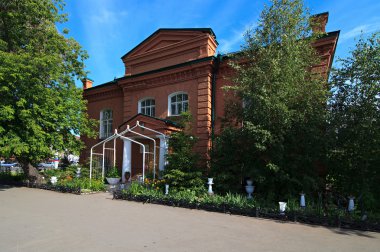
[25,182,82,194]
[112,183,380,233]
[113,189,257,214]
[0,172,105,195]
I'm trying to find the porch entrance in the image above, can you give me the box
[89,114,180,183]
[131,139,157,180]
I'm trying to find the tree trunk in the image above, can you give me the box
[22,162,43,184]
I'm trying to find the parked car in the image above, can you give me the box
[0,161,21,172]
[38,162,55,170]
[0,161,19,168]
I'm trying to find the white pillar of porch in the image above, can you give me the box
[122,139,132,182]
[158,135,168,171]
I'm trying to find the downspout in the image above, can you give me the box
[210,54,221,150]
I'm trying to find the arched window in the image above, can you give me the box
[100,109,113,139]
[168,92,188,116]
[138,98,155,117]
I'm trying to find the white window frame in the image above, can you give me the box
[168,92,189,116]
[99,109,113,139]
[138,97,156,117]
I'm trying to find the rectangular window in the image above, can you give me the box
[178,103,182,114]
[169,93,188,116]
[171,104,176,115]
[139,98,155,117]
[100,109,113,139]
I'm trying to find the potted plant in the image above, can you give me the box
[106,166,121,185]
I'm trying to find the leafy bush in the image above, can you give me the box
[163,112,205,191]
[57,177,105,192]
[62,164,88,178]
[106,166,120,178]
[122,182,255,210]
[128,181,147,195]
[144,178,166,191]
[42,169,63,179]
[0,172,26,183]
[224,192,255,209]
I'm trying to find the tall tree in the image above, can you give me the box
[0,0,96,180]
[163,112,204,192]
[212,0,327,198]
[327,32,380,210]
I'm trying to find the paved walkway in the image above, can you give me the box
[0,186,379,252]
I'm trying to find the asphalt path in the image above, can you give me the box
[0,186,379,252]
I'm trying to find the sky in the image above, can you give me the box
[58,0,380,87]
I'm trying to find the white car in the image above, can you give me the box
[0,161,19,168]
[0,161,21,172]
[38,162,55,169]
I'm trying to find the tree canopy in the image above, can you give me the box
[327,32,380,210]
[212,0,327,198]
[0,0,96,174]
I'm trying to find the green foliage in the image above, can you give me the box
[128,181,148,195]
[120,184,380,224]
[0,171,26,182]
[0,0,97,170]
[211,124,272,193]
[144,177,166,191]
[170,189,203,203]
[327,32,380,211]
[57,177,105,192]
[63,164,81,176]
[40,165,92,188]
[223,192,255,209]
[212,0,325,198]
[106,166,120,178]
[163,112,204,191]
[42,169,62,179]
[123,183,255,209]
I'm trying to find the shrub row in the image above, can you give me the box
[25,182,81,194]
[113,184,380,233]
[113,189,257,216]
[0,172,105,195]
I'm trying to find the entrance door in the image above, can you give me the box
[131,140,152,178]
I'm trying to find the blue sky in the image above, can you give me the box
[59,0,380,87]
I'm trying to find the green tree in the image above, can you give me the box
[163,112,204,192]
[327,32,380,210]
[0,0,96,180]
[212,0,327,198]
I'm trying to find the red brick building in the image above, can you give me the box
[81,13,339,181]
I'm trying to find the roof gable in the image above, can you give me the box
[122,28,216,59]
[122,28,218,76]
[118,113,181,136]
[121,28,218,76]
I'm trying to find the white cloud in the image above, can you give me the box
[218,22,256,54]
[91,9,128,24]
[340,22,380,42]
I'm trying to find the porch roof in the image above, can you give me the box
[118,113,181,135]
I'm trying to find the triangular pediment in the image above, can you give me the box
[122,28,215,59]
[144,39,183,52]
